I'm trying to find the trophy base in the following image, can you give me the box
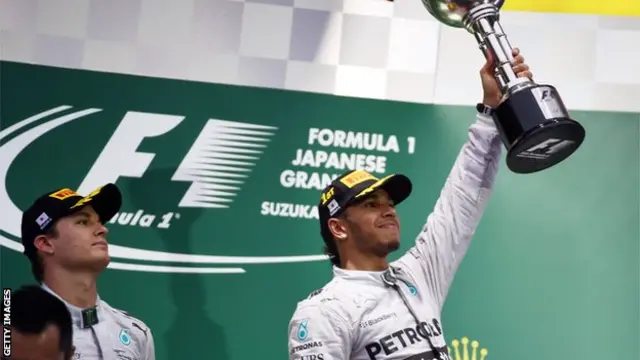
[492,84,586,174]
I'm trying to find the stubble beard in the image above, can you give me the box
[352,227,401,259]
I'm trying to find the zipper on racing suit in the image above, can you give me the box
[381,267,443,360]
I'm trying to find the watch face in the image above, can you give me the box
[477,103,492,114]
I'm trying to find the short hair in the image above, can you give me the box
[10,285,73,358]
[322,233,341,267]
[321,211,355,267]
[25,224,58,283]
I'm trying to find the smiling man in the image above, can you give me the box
[20,184,155,360]
[288,49,534,360]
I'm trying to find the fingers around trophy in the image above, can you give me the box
[511,47,520,58]
[512,54,525,65]
[512,63,529,74]
[518,69,534,80]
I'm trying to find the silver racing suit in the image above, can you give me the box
[42,284,155,360]
[287,113,502,360]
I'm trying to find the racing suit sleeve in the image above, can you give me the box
[142,328,156,360]
[393,113,502,311]
[288,304,352,360]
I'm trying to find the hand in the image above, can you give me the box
[480,48,533,108]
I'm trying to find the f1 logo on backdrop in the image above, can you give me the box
[0,105,328,275]
[79,111,278,209]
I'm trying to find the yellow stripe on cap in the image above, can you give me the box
[503,0,640,17]
[356,174,395,199]
[70,186,106,209]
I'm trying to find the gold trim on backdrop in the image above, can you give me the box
[502,0,640,17]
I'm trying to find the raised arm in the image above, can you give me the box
[393,48,533,311]
[393,112,502,310]
[143,328,155,360]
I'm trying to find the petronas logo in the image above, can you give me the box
[447,337,488,360]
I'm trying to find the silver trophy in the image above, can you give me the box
[422,0,586,174]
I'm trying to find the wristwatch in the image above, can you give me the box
[476,103,493,116]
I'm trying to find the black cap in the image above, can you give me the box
[20,183,122,258]
[318,169,412,239]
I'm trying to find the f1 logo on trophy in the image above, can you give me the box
[422,0,586,174]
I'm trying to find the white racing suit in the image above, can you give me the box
[42,284,155,360]
[287,113,502,360]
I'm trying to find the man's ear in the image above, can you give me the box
[33,234,55,255]
[328,218,348,242]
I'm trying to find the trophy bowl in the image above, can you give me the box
[421,0,506,29]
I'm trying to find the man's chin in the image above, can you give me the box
[88,255,110,272]
[374,240,401,257]
[386,240,401,253]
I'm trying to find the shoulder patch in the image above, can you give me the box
[119,329,132,345]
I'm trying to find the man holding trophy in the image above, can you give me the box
[288,1,584,360]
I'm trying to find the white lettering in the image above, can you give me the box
[260,201,319,219]
[308,128,400,153]
[407,136,416,155]
[157,212,178,229]
[107,210,180,229]
[3,289,11,357]
[109,210,156,228]
[139,214,155,227]
[280,170,340,190]
[129,210,145,226]
[77,112,185,194]
[290,149,387,173]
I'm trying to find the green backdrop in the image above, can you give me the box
[1,61,638,359]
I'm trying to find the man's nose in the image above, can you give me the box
[382,204,397,217]
[96,223,109,236]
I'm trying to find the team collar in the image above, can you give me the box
[332,265,398,286]
[40,284,103,328]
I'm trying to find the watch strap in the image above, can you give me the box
[476,103,493,115]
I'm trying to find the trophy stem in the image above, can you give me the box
[465,4,527,95]
[474,31,508,91]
